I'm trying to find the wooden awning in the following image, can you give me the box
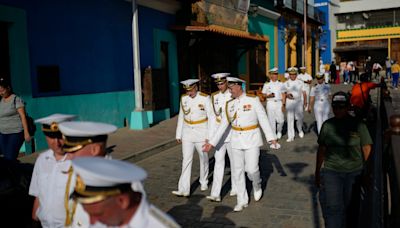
[172,25,269,42]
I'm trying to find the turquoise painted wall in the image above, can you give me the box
[26,91,134,150]
[248,16,276,68]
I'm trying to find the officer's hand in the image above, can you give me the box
[176,139,182,144]
[281,105,286,113]
[269,140,281,150]
[202,143,213,152]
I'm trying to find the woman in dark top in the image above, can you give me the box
[0,78,31,160]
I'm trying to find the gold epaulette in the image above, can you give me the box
[211,91,220,97]
[199,92,209,97]
[246,93,256,98]
[181,94,188,98]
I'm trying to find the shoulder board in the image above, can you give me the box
[181,94,188,97]
[149,206,180,228]
[199,92,209,97]
[246,93,256,98]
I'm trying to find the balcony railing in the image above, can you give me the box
[275,0,325,24]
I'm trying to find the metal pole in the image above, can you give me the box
[132,0,142,111]
[303,0,307,68]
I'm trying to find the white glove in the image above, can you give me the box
[270,143,281,150]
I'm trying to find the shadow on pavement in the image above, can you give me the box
[167,194,235,227]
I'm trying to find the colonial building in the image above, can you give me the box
[334,0,400,66]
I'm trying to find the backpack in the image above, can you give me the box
[13,96,36,136]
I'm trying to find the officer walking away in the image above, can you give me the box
[173,79,215,197]
[29,114,76,228]
[315,91,372,228]
[207,73,237,202]
[283,67,307,142]
[70,157,180,227]
[203,77,280,212]
[308,73,331,134]
[58,121,117,228]
[261,67,286,139]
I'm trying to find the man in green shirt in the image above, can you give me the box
[315,91,373,228]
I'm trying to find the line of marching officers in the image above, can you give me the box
[173,66,332,212]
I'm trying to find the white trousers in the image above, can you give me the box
[178,141,209,194]
[286,99,304,139]
[314,100,330,133]
[266,101,284,134]
[232,147,261,206]
[210,142,237,197]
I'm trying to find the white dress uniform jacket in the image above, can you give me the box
[116,197,180,228]
[211,90,232,142]
[310,83,331,133]
[65,155,112,228]
[29,150,70,228]
[261,81,286,135]
[176,92,215,142]
[297,72,312,109]
[210,93,276,149]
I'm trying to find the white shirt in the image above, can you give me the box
[283,79,306,100]
[310,83,331,101]
[211,90,232,143]
[261,80,286,102]
[210,93,276,149]
[29,150,70,228]
[176,92,215,142]
[297,73,313,91]
[114,197,180,228]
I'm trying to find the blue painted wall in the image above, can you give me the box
[0,1,178,151]
[278,18,286,74]
[315,0,332,63]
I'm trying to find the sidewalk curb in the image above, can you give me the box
[121,139,178,162]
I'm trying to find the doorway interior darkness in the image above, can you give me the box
[0,21,10,82]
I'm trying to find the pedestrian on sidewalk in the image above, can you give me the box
[262,67,286,139]
[206,73,237,202]
[29,114,76,228]
[350,73,383,120]
[69,157,180,228]
[385,57,392,80]
[203,77,280,212]
[282,67,307,142]
[372,62,382,80]
[315,91,372,228]
[58,121,117,227]
[329,61,337,83]
[173,79,215,197]
[391,60,400,89]
[0,78,32,161]
[308,73,331,134]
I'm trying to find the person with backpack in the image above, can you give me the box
[0,78,32,160]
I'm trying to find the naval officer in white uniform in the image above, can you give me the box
[69,157,180,228]
[203,77,280,212]
[207,73,237,202]
[297,66,313,110]
[173,79,215,197]
[58,121,117,228]
[308,72,332,134]
[283,67,307,142]
[261,67,286,139]
[29,114,76,228]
